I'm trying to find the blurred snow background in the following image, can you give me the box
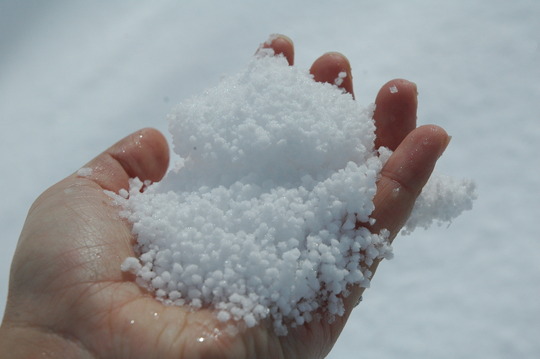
[0,1,538,357]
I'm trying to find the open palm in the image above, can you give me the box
[0,36,449,359]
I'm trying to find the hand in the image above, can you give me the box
[0,35,449,358]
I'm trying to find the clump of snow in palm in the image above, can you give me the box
[112,51,475,334]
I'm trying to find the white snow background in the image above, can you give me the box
[1,1,538,358]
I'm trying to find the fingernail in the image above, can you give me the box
[410,81,418,95]
[262,34,293,48]
[275,34,293,46]
[439,135,451,157]
[412,82,419,107]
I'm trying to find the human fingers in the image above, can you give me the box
[343,125,449,310]
[310,52,354,97]
[370,124,450,237]
[81,128,169,193]
[259,36,353,95]
[373,79,418,151]
[258,34,295,65]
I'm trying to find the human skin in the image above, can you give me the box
[0,35,449,358]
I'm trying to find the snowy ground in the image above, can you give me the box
[1,1,539,357]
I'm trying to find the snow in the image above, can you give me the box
[334,71,347,86]
[1,1,539,357]
[110,53,472,333]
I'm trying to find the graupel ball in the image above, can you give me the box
[110,51,475,335]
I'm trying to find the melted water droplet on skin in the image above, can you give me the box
[134,133,144,148]
[194,324,233,346]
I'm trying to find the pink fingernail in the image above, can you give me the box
[439,135,452,157]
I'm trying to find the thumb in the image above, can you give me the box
[78,128,169,193]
